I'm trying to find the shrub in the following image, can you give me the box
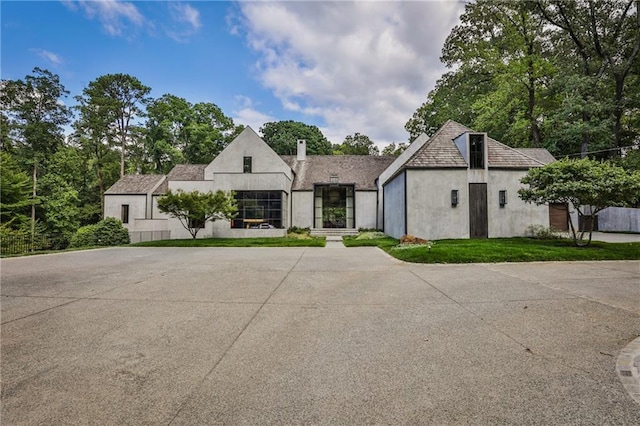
[526,224,562,240]
[358,227,383,233]
[355,231,387,240]
[70,218,130,248]
[287,226,311,235]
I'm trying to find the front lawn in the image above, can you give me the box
[132,236,326,248]
[343,235,640,263]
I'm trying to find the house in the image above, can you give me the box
[104,121,554,241]
[378,120,553,239]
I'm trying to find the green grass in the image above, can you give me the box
[132,236,326,248]
[343,236,640,263]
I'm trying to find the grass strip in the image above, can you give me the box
[132,236,326,248]
[343,236,640,263]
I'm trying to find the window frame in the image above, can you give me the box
[121,204,129,224]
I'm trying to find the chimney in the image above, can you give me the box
[297,139,306,161]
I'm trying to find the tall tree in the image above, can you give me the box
[143,94,242,171]
[333,133,379,155]
[537,0,640,155]
[75,74,151,177]
[0,151,32,228]
[260,120,333,155]
[0,68,71,237]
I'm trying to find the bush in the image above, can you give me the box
[358,227,382,233]
[355,231,387,240]
[70,218,130,248]
[526,224,562,240]
[287,226,311,235]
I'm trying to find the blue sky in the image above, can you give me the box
[2,1,463,148]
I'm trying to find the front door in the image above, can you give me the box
[469,183,488,238]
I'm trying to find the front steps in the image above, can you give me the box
[310,228,359,237]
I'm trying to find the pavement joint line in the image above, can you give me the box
[166,248,308,426]
[483,264,640,315]
[1,298,80,326]
[405,267,609,377]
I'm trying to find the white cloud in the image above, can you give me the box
[236,1,463,146]
[63,0,144,37]
[31,49,63,66]
[171,2,201,30]
[166,2,202,42]
[232,96,276,133]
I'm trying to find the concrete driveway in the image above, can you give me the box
[2,247,639,425]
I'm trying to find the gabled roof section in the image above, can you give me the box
[404,120,470,168]
[105,174,165,195]
[281,155,395,191]
[205,126,291,179]
[380,120,550,185]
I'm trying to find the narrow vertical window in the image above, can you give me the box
[499,190,507,207]
[451,190,459,207]
[243,156,252,173]
[121,204,129,224]
[469,134,485,169]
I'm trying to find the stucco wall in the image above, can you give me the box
[383,171,406,239]
[291,191,313,228]
[207,173,292,192]
[205,127,292,179]
[104,195,147,230]
[356,191,378,229]
[487,170,549,237]
[406,169,469,240]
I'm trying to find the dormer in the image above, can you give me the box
[454,132,488,170]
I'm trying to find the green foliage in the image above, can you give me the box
[69,217,130,248]
[260,120,332,155]
[381,142,408,156]
[38,173,80,249]
[0,151,32,228]
[526,225,562,240]
[333,133,379,155]
[287,226,311,235]
[519,158,640,245]
[157,189,238,239]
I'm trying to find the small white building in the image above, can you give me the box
[104,121,555,241]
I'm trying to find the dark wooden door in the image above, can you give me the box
[549,203,569,231]
[469,183,488,238]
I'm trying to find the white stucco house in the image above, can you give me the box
[104,121,556,242]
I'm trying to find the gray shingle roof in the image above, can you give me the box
[166,164,207,181]
[105,174,165,195]
[515,148,556,165]
[281,155,396,191]
[404,120,548,170]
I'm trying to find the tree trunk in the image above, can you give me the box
[527,60,541,148]
[612,76,624,155]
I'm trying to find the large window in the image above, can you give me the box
[232,191,283,229]
[469,134,485,169]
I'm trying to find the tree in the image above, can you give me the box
[0,68,71,238]
[537,0,640,155]
[333,133,379,155]
[381,142,408,156]
[0,151,32,228]
[519,158,640,246]
[75,74,151,178]
[157,189,238,239]
[260,121,332,155]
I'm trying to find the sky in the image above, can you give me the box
[2,0,464,149]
